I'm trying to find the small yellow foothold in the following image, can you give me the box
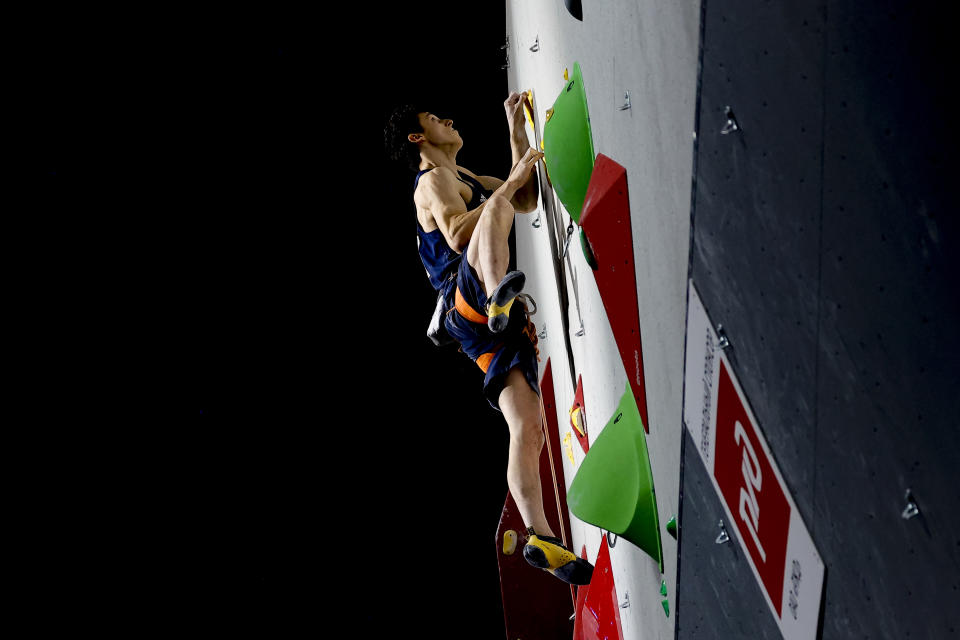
[503,530,518,555]
[563,431,575,465]
[563,68,569,81]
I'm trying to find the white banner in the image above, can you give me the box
[683,281,824,640]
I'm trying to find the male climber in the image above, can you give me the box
[384,93,593,585]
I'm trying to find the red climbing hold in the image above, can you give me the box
[579,154,650,432]
[573,535,624,640]
[569,375,590,454]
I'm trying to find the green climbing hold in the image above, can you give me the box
[542,61,596,224]
[567,384,663,571]
[666,515,678,539]
[662,598,670,617]
[660,580,667,597]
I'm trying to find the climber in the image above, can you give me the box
[384,92,593,585]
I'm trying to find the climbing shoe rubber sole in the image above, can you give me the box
[486,270,526,333]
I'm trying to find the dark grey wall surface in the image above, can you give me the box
[678,0,960,638]
[677,431,784,639]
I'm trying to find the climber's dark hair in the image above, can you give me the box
[384,104,426,172]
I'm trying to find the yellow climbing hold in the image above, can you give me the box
[563,431,575,465]
[570,406,586,438]
[524,89,535,132]
[503,529,518,555]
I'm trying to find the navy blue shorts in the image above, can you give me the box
[443,256,541,412]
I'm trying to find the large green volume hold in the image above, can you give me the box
[542,62,596,223]
[567,384,663,571]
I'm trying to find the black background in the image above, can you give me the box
[191,6,520,635]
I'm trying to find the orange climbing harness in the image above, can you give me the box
[454,286,487,324]
[453,286,540,373]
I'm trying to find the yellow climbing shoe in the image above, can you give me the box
[523,532,594,585]
[486,271,526,333]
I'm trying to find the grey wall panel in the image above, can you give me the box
[813,1,960,637]
[689,0,826,523]
[692,2,823,518]
[683,3,827,634]
[680,0,960,637]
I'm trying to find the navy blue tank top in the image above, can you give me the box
[415,168,493,290]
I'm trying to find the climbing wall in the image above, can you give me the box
[505,0,702,636]
[505,0,958,639]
